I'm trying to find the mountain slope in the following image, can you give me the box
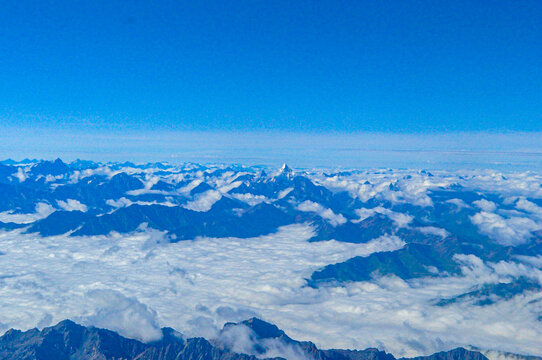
[0,319,490,360]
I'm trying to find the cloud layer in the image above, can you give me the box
[1,162,542,358]
[1,223,541,357]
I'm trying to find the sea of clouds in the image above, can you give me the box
[1,166,542,359]
[1,226,541,357]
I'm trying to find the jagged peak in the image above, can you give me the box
[279,163,291,172]
[48,319,86,334]
[0,319,494,360]
[54,318,78,327]
[239,317,287,339]
[268,163,294,180]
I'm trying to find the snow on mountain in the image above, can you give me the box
[1,159,542,357]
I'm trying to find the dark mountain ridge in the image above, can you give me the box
[0,318,490,360]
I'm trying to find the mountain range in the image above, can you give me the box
[0,318,491,360]
[1,159,541,357]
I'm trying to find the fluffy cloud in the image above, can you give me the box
[312,171,448,207]
[416,226,450,238]
[478,349,538,360]
[462,171,542,199]
[68,164,140,184]
[177,179,204,194]
[0,225,404,349]
[230,193,270,206]
[0,202,55,224]
[57,199,88,212]
[106,197,177,209]
[473,199,498,212]
[1,224,541,357]
[78,289,162,342]
[3,165,542,359]
[217,324,309,360]
[470,211,540,246]
[514,255,542,268]
[297,200,347,226]
[355,206,413,228]
[12,166,29,182]
[278,187,294,199]
[183,190,223,212]
[446,198,470,210]
[312,170,542,209]
[515,198,542,219]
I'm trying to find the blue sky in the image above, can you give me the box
[0,1,541,167]
[1,0,541,132]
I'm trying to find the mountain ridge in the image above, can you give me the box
[0,318,490,360]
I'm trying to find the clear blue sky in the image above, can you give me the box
[1,0,541,133]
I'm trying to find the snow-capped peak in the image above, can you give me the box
[268,163,294,180]
[279,163,292,173]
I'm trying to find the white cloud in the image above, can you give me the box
[217,324,309,360]
[177,179,204,194]
[183,190,223,212]
[479,349,538,360]
[125,188,173,196]
[217,180,242,194]
[463,171,542,199]
[446,198,470,210]
[106,197,177,209]
[514,255,542,268]
[57,199,88,212]
[312,171,454,208]
[470,211,540,246]
[417,226,450,238]
[0,202,55,224]
[278,187,294,199]
[230,193,270,206]
[3,165,542,358]
[313,170,542,213]
[473,199,498,212]
[453,254,542,283]
[45,174,64,183]
[68,164,142,184]
[515,198,542,219]
[142,174,160,189]
[106,197,133,208]
[12,166,29,182]
[0,224,407,351]
[355,206,413,228]
[78,289,162,342]
[1,223,541,357]
[297,200,347,226]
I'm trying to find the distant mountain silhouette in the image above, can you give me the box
[0,318,490,360]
